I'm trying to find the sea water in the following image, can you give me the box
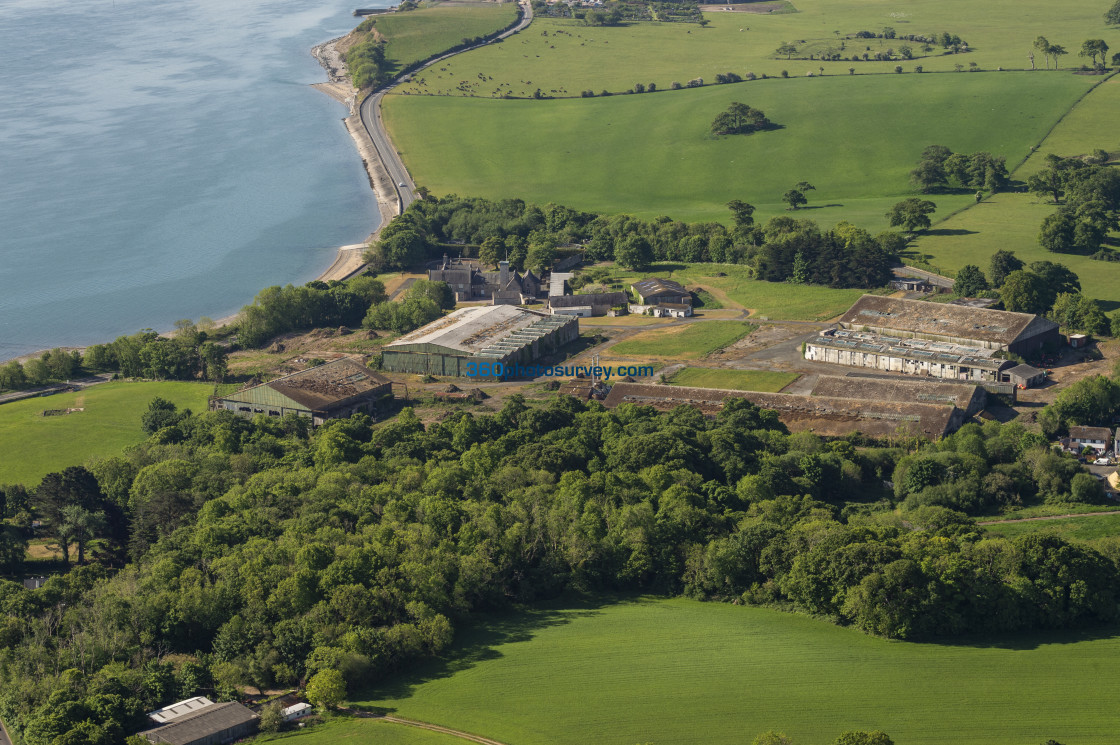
[0,0,382,360]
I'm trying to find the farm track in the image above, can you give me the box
[380,715,514,745]
[978,510,1120,525]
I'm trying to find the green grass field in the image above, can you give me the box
[395,0,1119,96]
[908,192,1120,310]
[668,367,799,391]
[369,1,519,72]
[384,72,1092,226]
[910,75,1120,308]
[1015,75,1120,178]
[0,381,212,487]
[256,718,468,745]
[983,512,1120,541]
[356,596,1120,745]
[610,321,756,358]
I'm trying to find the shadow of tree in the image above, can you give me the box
[923,623,1120,651]
[351,594,650,708]
[924,228,979,237]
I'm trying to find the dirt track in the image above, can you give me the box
[380,716,513,745]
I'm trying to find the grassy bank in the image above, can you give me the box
[374,2,520,72]
[356,596,1120,745]
[0,381,213,487]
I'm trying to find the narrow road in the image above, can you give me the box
[358,0,534,212]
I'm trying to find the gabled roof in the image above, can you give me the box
[1069,426,1112,440]
[140,702,256,745]
[549,292,628,308]
[632,278,687,297]
[148,697,215,724]
[387,305,551,354]
[838,295,1057,346]
[1005,364,1044,378]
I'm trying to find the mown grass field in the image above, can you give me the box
[356,597,1120,745]
[395,0,1119,96]
[610,321,756,358]
[910,75,1120,307]
[668,367,799,391]
[384,72,1091,226]
[983,512,1120,541]
[908,192,1120,310]
[256,717,468,745]
[369,1,519,72]
[0,381,212,487]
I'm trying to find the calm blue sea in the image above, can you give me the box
[0,0,383,360]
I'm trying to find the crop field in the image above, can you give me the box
[983,513,1120,541]
[357,596,1120,745]
[610,321,756,358]
[394,0,1118,96]
[256,717,468,745]
[370,1,519,72]
[383,72,1091,226]
[0,381,212,487]
[668,367,799,391]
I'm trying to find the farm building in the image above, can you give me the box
[140,701,258,745]
[548,292,629,317]
[1067,426,1113,455]
[148,698,215,725]
[631,278,691,306]
[601,382,965,439]
[805,328,1011,382]
[836,295,1060,354]
[208,358,391,425]
[282,703,313,722]
[382,305,579,377]
[1003,364,1046,388]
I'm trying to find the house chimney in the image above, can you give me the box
[499,260,510,288]
[442,253,449,270]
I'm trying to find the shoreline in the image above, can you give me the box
[3,34,399,364]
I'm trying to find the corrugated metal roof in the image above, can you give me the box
[839,295,1057,346]
[140,702,256,745]
[386,306,552,354]
[219,358,389,412]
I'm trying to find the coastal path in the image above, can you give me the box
[358,0,534,213]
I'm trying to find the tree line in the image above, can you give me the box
[948,249,1117,335]
[1,392,1119,742]
[364,195,901,289]
[1030,153,1120,259]
[0,323,230,393]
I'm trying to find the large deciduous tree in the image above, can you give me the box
[989,249,1024,287]
[998,270,1049,314]
[953,264,988,297]
[885,198,936,233]
[711,102,771,136]
[1079,39,1110,67]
